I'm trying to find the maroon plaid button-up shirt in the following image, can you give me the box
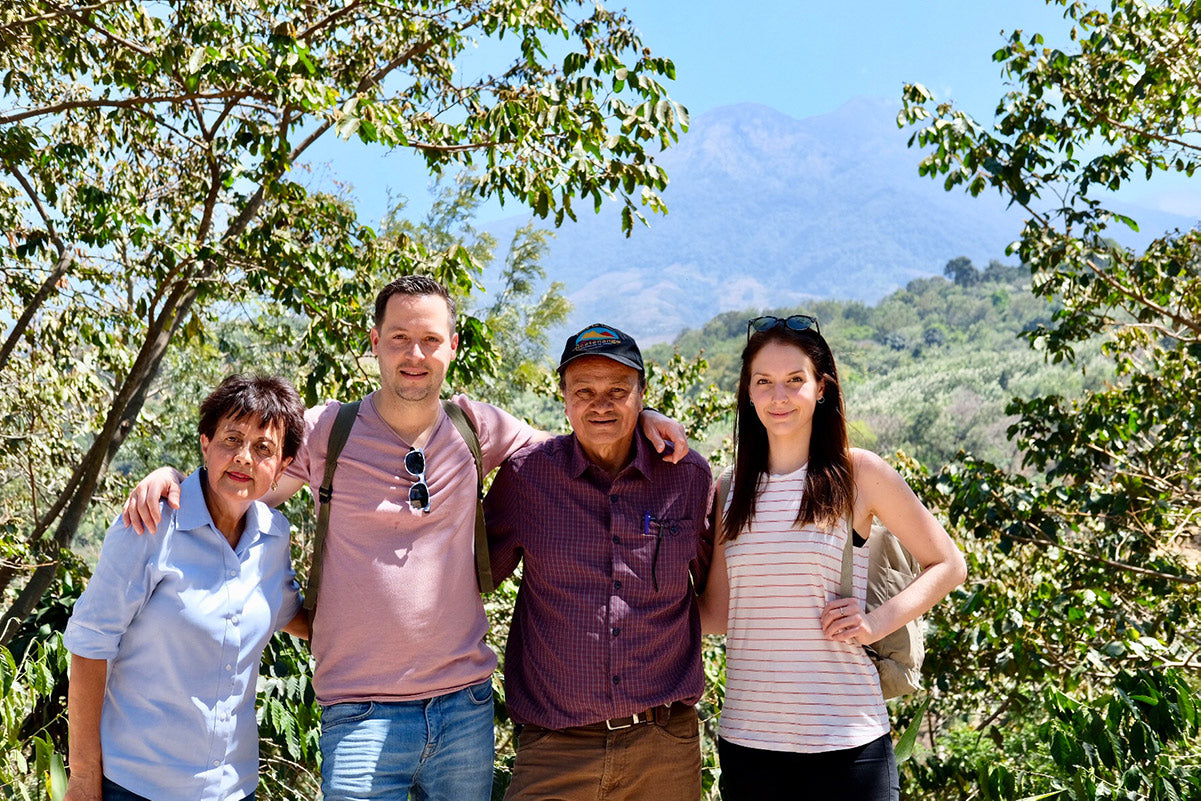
[486,432,714,729]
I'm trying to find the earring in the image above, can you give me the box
[271,480,279,491]
[749,400,755,407]
[817,396,825,405]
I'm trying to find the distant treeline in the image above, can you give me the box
[646,258,1113,470]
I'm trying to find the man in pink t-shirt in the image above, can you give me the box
[120,276,688,801]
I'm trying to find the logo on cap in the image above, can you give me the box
[574,325,621,351]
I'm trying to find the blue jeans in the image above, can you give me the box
[319,678,495,801]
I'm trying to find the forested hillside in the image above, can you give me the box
[647,258,1112,470]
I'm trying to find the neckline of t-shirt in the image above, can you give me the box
[363,392,448,449]
[765,462,808,480]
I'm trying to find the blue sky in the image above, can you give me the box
[613,0,1071,122]
[300,1,1200,226]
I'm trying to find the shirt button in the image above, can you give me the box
[612,676,621,685]
[611,535,619,544]
[612,627,620,636]
[610,495,618,503]
[614,580,622,589]
[225,664,232,671]
[231,615,240,625]
[229,570,237,577]
[213,760,220,766]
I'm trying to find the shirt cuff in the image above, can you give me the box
[63,620,120,660]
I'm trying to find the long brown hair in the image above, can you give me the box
[722,324,854,541]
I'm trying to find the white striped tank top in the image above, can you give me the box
[718,466,890,753]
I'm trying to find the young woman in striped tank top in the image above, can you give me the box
[699,315,966,801]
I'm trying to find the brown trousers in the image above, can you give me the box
[505,704,702,801]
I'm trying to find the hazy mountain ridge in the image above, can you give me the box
[484,97,1192,344]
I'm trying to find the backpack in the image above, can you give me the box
[839,523,924,699]
[303,399,493,613]
[714,466,923,699]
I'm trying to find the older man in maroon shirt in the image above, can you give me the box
[485,323,714,801]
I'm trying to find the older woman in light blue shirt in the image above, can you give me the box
[64,375,309,801]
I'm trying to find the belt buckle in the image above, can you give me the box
[605,711,643,731]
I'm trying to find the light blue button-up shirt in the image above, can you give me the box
[64,469,302,801]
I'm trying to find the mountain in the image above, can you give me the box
[484,97,1193,345]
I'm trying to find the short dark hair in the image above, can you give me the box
[373,275,457,333]
[198,374,306,461]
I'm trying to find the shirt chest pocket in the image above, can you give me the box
[649,516,694,539]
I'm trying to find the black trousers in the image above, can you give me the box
[717,733,899,801]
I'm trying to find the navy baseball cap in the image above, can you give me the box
[557,323,644,377]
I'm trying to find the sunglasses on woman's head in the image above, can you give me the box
[746,314,820,342]
[405,446,430,513]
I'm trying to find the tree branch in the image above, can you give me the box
[0,0,121,35]
[1090,108,1201,157]
[1,270,204,646]
[1083,256,1201,336]
[0,90,247,126]
[1003,529,1199,584]
[410,140,500,153]
[44,0,155,57]
[5,164,64,255]
[0,167,75,374]
[296,0,367,42]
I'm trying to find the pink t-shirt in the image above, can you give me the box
[286,393,537,704]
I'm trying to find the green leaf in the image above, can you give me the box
[187,46,206,73]
[0,646,14,696]
[893,695,931,763]
[48,752,67,801]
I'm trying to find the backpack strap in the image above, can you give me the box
[304,400,361,613]
[714,466,734,542]
[839,510,856,600]
[441,400,494,594]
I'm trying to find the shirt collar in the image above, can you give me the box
[565,431,654,481]
[176,468,280,540]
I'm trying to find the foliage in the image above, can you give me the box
[896,0,1201,796]
[944,255,982,287]
[255,633,322,798]
[0,563,77,799]
[0,0,685,642]
[1,0,686,793]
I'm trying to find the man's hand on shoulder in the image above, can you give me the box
[639,408,689,463]
[121,466,184,534]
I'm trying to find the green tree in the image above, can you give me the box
[900,0,1201,797]
[0,0,687,643]
[943,255,980,287]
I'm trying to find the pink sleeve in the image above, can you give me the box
[283,401,339,487]
[450,395,540,474]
